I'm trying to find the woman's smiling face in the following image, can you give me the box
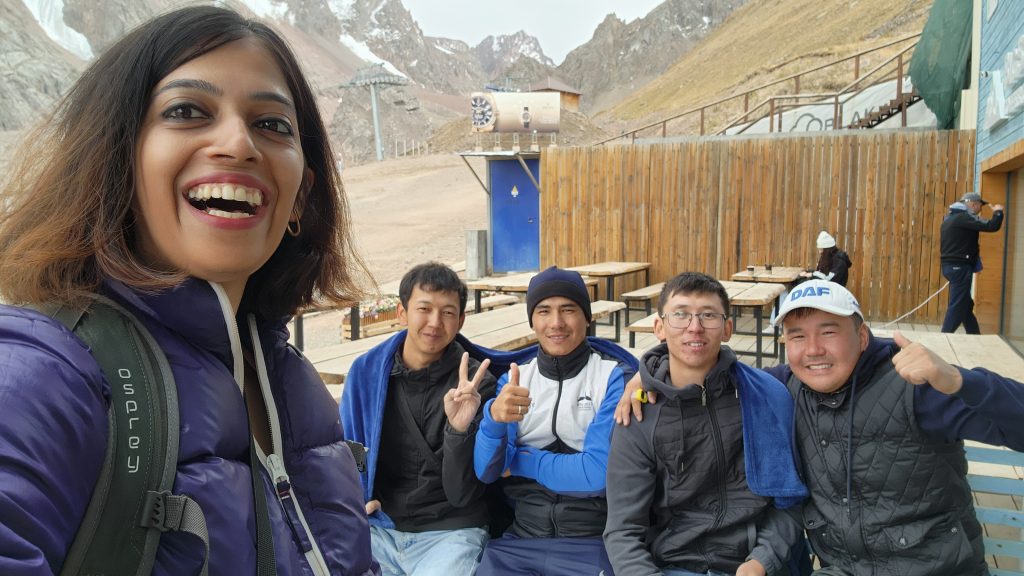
[133,37,306,303]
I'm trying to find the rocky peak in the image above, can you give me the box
[558,0,747,112]
[475,31,554,78]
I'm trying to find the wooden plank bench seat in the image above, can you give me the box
[967,443,1024,575]
[471,294,519,313]
[622,282,664,324]
[625,312,657,348]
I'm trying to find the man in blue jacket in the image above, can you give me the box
[341,263,498,576]
[474,266,638,575]
[769,279,1024,575]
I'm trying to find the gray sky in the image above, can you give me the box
[402,0,664,65]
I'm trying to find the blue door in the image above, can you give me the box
[490,158,540,272]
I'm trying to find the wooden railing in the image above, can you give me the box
[596,33,922,144]
[720,38,920,135]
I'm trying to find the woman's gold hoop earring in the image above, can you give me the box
[286,219,301,237]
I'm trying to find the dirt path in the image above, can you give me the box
[344,153,488,286]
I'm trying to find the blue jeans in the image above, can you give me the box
[941,262,980,334]
[370,525,488,576]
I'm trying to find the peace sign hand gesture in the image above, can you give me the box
[444,352,491,433]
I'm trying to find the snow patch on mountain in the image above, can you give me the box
[21,0,93,59]
[339,34,408,77]
[239,0,290,22]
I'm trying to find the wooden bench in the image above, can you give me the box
[471,294,519,314]
[967,444,1024,575]
[624,281,785,367]
[622,282,664,324]
[626,312,657,348]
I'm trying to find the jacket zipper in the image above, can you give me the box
[706,380,728,533]
[549,356,564,537]
[247,315,331,576]
[209,282,330,575]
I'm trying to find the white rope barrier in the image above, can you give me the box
[879,281,951,329]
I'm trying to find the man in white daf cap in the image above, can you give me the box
[767,279,1024,575]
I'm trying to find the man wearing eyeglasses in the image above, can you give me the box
[604,272,807,576]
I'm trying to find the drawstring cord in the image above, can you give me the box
[845,372,858,520]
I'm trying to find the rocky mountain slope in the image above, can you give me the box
[558,0,748,113]
[2,0,932,165]
[601,0,933,135]
[0,0,84,130]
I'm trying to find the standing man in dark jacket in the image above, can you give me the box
[341,262,497,575]
[604,272,806,576]
[770,279,1024,575]
[940,192,1004,333]
[474,266,638,575]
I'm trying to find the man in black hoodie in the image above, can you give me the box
[604,272,806,576]
[939,192,1004,334]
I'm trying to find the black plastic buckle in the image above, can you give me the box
[139,490,174,532]
[345,440,367,473]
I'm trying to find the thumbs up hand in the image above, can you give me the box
[891,331,963,395]
[490,363,532,423]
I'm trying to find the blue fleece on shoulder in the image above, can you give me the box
[733,362,809,508]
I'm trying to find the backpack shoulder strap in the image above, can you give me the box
[36,295,209,576]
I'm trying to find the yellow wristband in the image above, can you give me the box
[632,389,648,403]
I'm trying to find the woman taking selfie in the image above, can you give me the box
[0,6,377,575]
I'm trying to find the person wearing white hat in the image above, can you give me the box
[798,231,852,286]
[768,279,1024,576]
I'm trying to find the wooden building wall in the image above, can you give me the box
[539,129,977,324]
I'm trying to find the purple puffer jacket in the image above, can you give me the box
[0,278,378,575]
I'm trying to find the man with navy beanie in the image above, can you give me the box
[525,266,593,326]
[474,266,638,575]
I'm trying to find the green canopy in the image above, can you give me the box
[909,0,974,129]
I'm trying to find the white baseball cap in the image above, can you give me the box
[775,279,863,327]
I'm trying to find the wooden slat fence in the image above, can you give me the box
[540,129,976,323]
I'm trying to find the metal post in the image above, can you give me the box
[769,99,775,133]
[795,75,801,93]
[897,54,907,127]
[854,55,860,80]
[349,305,361,341]
[700,108,705,135]
[369,84,384,161]
[744,93,749,113]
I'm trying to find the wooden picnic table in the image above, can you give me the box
[465,272,599,313]
[310,300,626,394]
[566,261,651,301]
[625,281,785,368]
[731,266,805,284]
